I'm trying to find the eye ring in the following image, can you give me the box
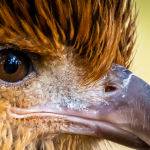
[0,48,33,83]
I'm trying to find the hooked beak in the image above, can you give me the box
[9,64,150,149]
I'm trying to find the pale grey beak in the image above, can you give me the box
[9,64,150,149]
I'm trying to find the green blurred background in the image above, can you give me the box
[132,0,150,83]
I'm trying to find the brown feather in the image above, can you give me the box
[0,0,136,83]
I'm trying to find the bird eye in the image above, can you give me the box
[0,48,32,82]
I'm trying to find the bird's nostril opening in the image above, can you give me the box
[104,85,117,93]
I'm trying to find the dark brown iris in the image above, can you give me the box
[0,49,31,82]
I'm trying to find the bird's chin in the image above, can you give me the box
[8,106,148,149]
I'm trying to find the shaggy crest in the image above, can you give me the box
[0,0,136,82]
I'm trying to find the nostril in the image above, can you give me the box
[104,85,117,93]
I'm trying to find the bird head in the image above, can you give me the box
[0,0,150,149]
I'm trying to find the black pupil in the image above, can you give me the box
[4,53,20,74]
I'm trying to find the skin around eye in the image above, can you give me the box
[0,48,33,83]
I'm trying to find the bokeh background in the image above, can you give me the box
[132,0,150,83]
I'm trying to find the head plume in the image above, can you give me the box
[0,0,136,82]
